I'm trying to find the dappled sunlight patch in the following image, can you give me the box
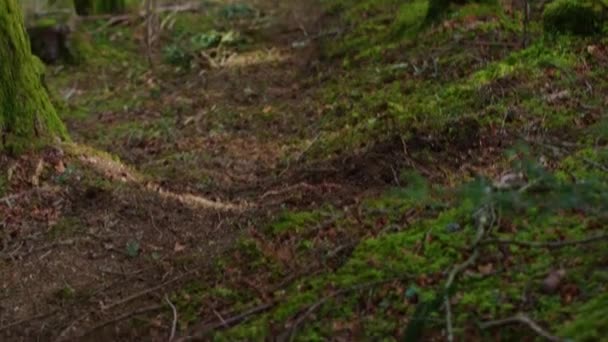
[222,47,290,68]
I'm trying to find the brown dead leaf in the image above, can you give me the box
[31,159,45,186]
[478,263,494,275]
[174,242,186,252]
[276,245,293,263]
[560,283,580,304]
[55,160,66,174]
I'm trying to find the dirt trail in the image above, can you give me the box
[0,1,360,340]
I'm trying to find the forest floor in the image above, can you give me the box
[1,0,607,341]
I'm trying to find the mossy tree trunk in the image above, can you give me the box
[0,0,67,153]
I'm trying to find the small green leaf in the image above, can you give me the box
[126,240,140,257]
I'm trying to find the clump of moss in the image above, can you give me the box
[558,292,608,341]
[270,211,323,235]
[543,0,604,35]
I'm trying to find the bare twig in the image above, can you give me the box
[83,305,164,337]
[284,277,410,341]
[187,302,276,338]
[165,296,178,341]
[583,158,608,172]
[0,238,94,261]
[101,271,194,311]
[480,234,608,249]
[279,133,322,177]
[212,310,228,328]
[445,248,480,342]
[0,311,57,332]
[445,205,493,342]
[479,312,562,341]
[0,186,59,208]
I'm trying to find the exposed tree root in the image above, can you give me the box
[479,313,563,341]
[68,143,248,211]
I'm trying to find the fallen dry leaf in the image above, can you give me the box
[174,242,186,252]
[55,160,66,174]
[478,263,494,275]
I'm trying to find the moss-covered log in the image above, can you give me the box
[0,0,67,153]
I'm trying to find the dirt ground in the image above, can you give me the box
[1,0,386,340]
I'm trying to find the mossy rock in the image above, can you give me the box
[542,0,605,35]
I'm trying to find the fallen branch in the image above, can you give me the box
[480,234,608,249]
[185,302,276,339]
[583,158,608,172]
[445,205,494,342]
[479,312,562,341]
[165,296,178,341]
[283,276,411,341]
[445,248,480,342]
[101,271,195,311]
[0,311,57,332]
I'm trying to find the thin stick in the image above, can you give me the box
[83,305,164,336]
[190,302,275,337]
[479,313,562,341]
[165,296,178,341]
[0,311,56,332]
[445,296,454,342]
[102,271,194,311]
[445,249,479,342]
[445,205,491,341]
[1,238,94,261]
[480,234,608,249]
[286,277,410,341]
[583,158,608,172]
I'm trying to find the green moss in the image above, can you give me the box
[543,0,604,35]
[48,217,83,239]
[270,211,323,235]
[65,30,95,65]
[53,284,77,301]
[557,147,608,182]
[0,0,68,153]
[171,282,206,325]
[559,292,608,341]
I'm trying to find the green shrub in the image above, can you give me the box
[543,0,604,35]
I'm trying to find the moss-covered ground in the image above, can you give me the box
[1,0,607,340]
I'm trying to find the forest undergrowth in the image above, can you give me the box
[1,0,607,340]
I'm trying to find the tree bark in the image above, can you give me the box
[0,0,67,153]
